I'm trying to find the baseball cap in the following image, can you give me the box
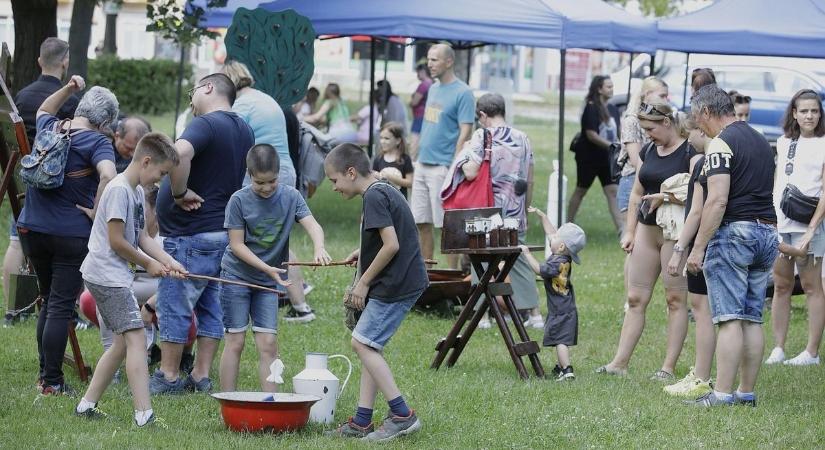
[557,223,586,264]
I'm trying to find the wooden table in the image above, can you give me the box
[431,246,545,380]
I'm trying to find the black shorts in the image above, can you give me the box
[575,151,616,189]
[543,309,578,347]
[687,271,708,295]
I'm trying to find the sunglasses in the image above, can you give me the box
[188,83,208,101]
[639,102,670,118]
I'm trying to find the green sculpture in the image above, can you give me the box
[225,7,315,107]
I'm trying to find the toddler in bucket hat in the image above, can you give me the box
[555,223,586,264]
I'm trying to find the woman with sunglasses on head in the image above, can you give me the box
[568,75,622,231]
[765,89,825,366]
[598,98,698,380]
[618,77,669,227]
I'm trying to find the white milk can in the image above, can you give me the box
[292,352,352,424]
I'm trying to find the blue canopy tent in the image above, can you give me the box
[190,0,657,224]
[658,0,825,109]
[658,0,825,58]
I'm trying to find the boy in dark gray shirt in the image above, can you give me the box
[324,143,428,442]
[520,207,586,381]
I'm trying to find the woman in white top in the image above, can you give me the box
[767,89,825,366]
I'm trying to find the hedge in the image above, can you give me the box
[87,56,193,115]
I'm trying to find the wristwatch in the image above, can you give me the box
[172,188,188,200]
[673,243,685,253]
[663,195,670,203]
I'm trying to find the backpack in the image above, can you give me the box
[297,122,337,199]
[20,120,88,190]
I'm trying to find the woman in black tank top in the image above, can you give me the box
[598,99,701,380]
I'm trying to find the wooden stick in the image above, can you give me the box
[284,259,439,267]
[185,273,280,293]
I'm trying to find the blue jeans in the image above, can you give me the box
[352,289,423,351]
[617,173,635,213]
[219,270,279,334]
[703,221,779,324]
[157,231,228,343]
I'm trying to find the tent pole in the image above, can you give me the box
[382,40,390,121]
[626,52,633,107]
[466,47,472,83]
[368,38,377,156]
[649,53,655,75]
[557,49,566,226]
[682,53,690,111]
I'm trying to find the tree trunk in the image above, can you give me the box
[67,0,96,79]
[102,13,117,55]
[9,0,57,95]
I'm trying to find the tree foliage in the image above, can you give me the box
[146,0,228,46]
[87,56,192,115]
[609,0,681,17]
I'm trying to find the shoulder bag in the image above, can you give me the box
[442,129,495,210]
[779,139,820,223]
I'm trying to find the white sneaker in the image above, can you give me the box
[765,347,785,365]
[784,350,820,366]
[478,318,492,329]
[523,315,544,329]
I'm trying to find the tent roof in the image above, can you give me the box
[191,0,656,52]
[658,0,825,58]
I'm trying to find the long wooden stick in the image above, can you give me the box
[185,273,280,293]
[284,259,439,267]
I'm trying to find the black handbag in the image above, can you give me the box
[779,140,820,223]
[780,184,819,223]
[608,142,624,183]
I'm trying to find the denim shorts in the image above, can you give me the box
[779,223,825,258]
[219,270,279,334]
[617,173,635,213]
[157,231,228,343]
[352,289,423,351]
[703,221,779,324]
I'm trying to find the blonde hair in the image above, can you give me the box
[637,98,689,139]
[625,76,668,119]
[222,60,255,90]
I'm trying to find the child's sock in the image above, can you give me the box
[713,390,734,402]
[734,390,755,401]
[388,395,411,417]
[135,409,154,427]
[352,406,373,427]
[76,397,96,413]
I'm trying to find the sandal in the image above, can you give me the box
[595,365,627,376]
[650,369,675,382]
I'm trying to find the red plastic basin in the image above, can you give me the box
[211,392,321,433]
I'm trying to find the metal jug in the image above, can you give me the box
[292,352,352,424]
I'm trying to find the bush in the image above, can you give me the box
[87,56,192,115]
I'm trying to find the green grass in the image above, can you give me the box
[1,115,824,449]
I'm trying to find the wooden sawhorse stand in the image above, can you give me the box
[431,247,545,380]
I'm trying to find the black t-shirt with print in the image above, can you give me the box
[704,121,776,223]
[577,102,620,155]
[636,140,696,226]
[372,153,414,198]
[685,155,707,219]
[360,181,428,301]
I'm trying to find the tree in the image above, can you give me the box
[610,0,681,17]
[9,0,57,94]
[102,0,123,55]
[67,0,97,79]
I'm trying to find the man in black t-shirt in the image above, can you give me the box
[14,37,78,144]
[685,85,779,408]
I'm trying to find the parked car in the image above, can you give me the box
[611,58,825,146]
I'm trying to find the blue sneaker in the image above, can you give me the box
[184,373,213,393]
[733,392,757,407]
[686,391,734,407]
[149,370,186,395]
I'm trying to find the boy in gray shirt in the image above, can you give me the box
[218,144,330,393]
[76,133,186,427]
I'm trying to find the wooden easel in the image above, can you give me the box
[0,48,90,382]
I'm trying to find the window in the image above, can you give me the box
[718,70,767,92]
[770,70,815,97]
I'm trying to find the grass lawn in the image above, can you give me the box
[1,114,823,449]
